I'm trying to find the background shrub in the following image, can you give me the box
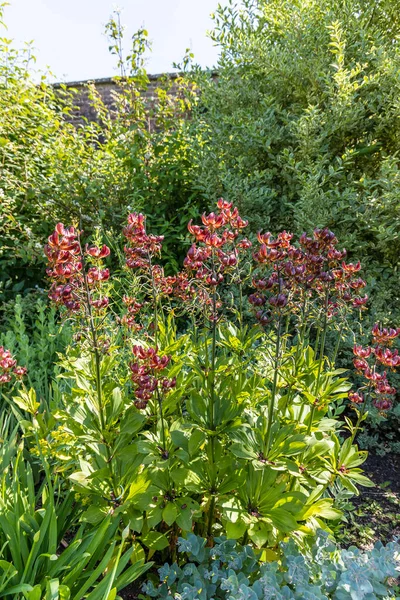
[190,0,400,327]
[0,8,199,307]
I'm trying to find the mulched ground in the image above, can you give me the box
[341,452,400,549]
[120,585,141,600]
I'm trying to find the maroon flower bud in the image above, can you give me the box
[319,272,334,283]
[162,377,177,390]
[350,278,366,290]
[314,228,337,245]
[375,379,396,395]
[373,397,392,411]
[327,248,347,261]
[255,311,271,326]
[353,295,368,308]
[269,294,288,308]
[343,291,352,302]
[248,293,266,307]
[364,368,386,382]
[91,297,109,309]
[87,268,110,284]
[353,358,369,372]
[237,238,252,249]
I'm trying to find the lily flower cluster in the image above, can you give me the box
[129,345,176,409]
[122,213,189,326]
[44,223,110,313]
[0,347,27,384]
[350,324,400,411]
[182,199,251,318]
[250,227,367,325]
[123,213,164,271]
[121,296,144,330]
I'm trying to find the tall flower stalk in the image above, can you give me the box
[182,199,250,536]
[250,227,368,438]
[349,324,400,442]
[123,213,176,456]
[44,223,115,490]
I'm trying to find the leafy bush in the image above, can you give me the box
[142,532,400,599]
[0,6,199,303]
[0,295,72,405]
[190,0,400,328]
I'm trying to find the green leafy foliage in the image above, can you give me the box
[190,0,400,326]
[0,6,199,303]
[0,429,150,599]
[0,295,72,406]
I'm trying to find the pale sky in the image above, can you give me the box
[3,0,227,82]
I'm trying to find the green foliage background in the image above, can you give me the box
[2,0,400,327]
[0,8,199,308]
[190,0,400,326]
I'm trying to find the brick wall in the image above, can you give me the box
[54,72,183,126]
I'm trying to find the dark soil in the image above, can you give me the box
[120,584,141,600]
[363,452,400,493]
[341,452,400,549]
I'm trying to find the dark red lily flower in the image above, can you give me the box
[353,358,369,372]
[353,295,368,308]
[269,294,288,308]
[129,345,175,409]
[86,244,110,259]
[348,391,364,405]
[372,324,400,346]
[374,397,392,411]
[0,347,26,385]
[353,345,372,358]
[342,261,361,273]
[374,347,400,368]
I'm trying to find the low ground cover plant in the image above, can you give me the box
[142,532,400,599]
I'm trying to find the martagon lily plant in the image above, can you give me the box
[13,198,398,557]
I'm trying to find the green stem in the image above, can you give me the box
[314,326,321,360]
[265,311,282,455]
[235,259,244,339]
[148,252,167,453]
[286,297,308,413]
[79,237,114,491]
[331,323,344,365]
[242,530,249,546]
[350,361,376,444]
[307,290,329,435]
[207,495,216,539]
[207,254,218,537]
[156,387,167,456]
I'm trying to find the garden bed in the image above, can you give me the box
[343,452,400,549]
